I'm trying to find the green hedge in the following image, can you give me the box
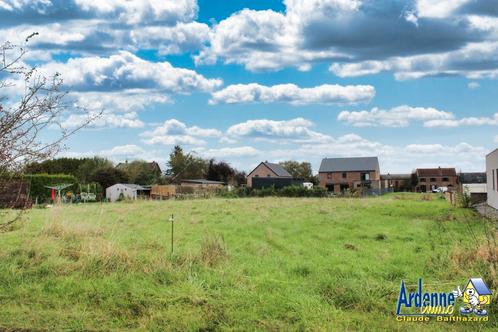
[25,174,77,202]
[218,185,328,198]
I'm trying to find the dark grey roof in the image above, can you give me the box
[319,157,380,173]
[381,174,411,180]
[459,172,486,184]
[263,162,292,177]
[181,179,225,185]
[122,184,150,190]
[109,184,149,190]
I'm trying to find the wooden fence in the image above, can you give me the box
[150,185,176,199]
[0,180,32,209]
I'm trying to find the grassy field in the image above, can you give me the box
[0,193,496,331]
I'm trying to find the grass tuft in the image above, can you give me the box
[199,233,228,267]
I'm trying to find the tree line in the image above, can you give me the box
[23,145,318,189]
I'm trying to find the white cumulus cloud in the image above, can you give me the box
[209,83,375,105]
[141,119,222,146]
[338,105,454,127]
[424,113,498,127]
[61,111,144,129]
[39,51,222,93]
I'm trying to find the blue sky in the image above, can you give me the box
[1,0,497,173]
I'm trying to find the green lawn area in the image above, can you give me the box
[0,193,496,331]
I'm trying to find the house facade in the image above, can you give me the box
[486,149,498,209]
[414,167,458,192]
[318,157,381,193]
[246,162,292,188]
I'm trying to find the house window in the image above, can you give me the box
[361,172,369,181]
[342,172,347,179]
[430,178,436,182]
[420,178,426,182]
[267,174,271,177]
[327,173,332,179]
[493,170,495,191]
[443,177,449,182]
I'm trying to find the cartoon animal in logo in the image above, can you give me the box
[452,278,492,316]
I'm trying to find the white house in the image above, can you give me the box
[105,184,150,202]
[486,149,498,209]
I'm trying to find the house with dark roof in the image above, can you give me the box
[246,161,292,188]
[414,167,458,192]
[318,157,381,193]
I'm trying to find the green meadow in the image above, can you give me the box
[0,194,496,331]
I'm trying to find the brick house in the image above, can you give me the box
[318,157,381,193]
[414,167,458,192]
[246,162,292,188]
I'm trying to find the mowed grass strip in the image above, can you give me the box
[0,193,496,331]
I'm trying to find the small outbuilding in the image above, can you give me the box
[380,173,411,192]
[105,183,150,202]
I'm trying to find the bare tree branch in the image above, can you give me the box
[0,34,100,221]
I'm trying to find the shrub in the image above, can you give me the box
[199,233,228,267]
[218,185,328,198]
[456,190,472,208]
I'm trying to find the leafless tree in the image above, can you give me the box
[0,34,98,228]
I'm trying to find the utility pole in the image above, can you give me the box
[170,214,174,256]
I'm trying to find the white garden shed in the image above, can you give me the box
[105,184,150,202]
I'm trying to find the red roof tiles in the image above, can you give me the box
[416,168,456,177]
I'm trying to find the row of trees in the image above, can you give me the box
[25,157,162,190]
[24,145,318,190]
[167,146,318,185]
[167,146,246,185]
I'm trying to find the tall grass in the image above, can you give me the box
[0,193,495,331]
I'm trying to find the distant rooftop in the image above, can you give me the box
[380,174,411,180]
[459,172,486,184]
[181,179,225,185]
[319,157,380,173]
[113,184,150,190]
[262,162,292,177]
[416,168,456,177]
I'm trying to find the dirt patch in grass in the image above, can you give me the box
[344,243,358,251]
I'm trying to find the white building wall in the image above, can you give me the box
[462,183,487,194]
[105,184,137,202]
[487,149,498,209]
